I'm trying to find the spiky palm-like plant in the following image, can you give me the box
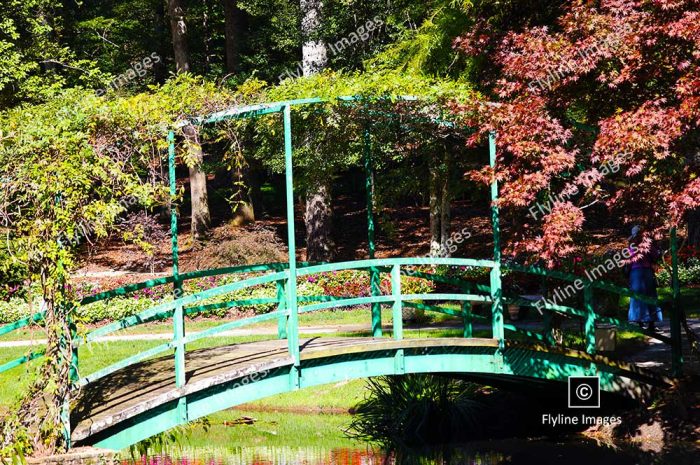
[347,374,486,447]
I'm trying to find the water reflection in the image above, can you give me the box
[126,439,698,465]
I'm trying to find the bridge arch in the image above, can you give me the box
[71,336,664,450]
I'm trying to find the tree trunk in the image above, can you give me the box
[300,0,328,75]
[439,170,451,256]
[428,160,442,257]
[1,262,72,455]
[167,0,190,72]
[183,124,211,240]
[231,163,255,227]
[304,180,334,261]
[301,0,331,261]
[223,0,245,73]
[428,150,452,257]
[154,0,169,83]
[203,0,212,72]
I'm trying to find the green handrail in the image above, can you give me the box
[0,258,677,380]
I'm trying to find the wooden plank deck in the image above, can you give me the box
[71,337,498,442]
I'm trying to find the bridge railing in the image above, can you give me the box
[0,258,676,385]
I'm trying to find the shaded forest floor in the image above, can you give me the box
[74,193,635,289]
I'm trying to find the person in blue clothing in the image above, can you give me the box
[626,225,663,331]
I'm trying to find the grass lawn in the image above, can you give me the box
[0,308,398,342]
[618,286,700,317]
[245,379,368,412]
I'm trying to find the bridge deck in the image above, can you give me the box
[71,337,498,442]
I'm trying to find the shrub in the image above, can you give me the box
[347,375,486,446]
[77,296,160,323]
[656,257,700,287]
[0,269,434,325]
[0,241,28,301]
[197,224,288,268]
[0,298,35,323]
[306,269,435,298]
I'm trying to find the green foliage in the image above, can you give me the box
[347,374,485,447]
[0,299,38,324]
[656,258,700,287]
[235,70,477,202]
[0,0,107,107]
[367,0,474,78]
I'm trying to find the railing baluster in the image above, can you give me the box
[391,264,403,340]
[370,267,382,337]
[173,302,186,387]
[69,314,79,383]
[276,280,287,339]
[283,104,300,372]
[583,283,596,355]
[462,301,472,338]
[490,267,504,347]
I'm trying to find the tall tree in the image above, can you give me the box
[167,0,190,72]
[301,0,333,261]
[167,0,211,239]
[428,147,452,257]
[182,124,212,239]
[223,0,245,73]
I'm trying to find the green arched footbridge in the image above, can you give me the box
[0,97,687,451]
[0,258,678,451]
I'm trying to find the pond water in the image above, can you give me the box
[126,411,699,465]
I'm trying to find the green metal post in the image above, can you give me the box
[173,303,186,387]
[276,280,287,339]
[168,130,182,298]
[169,129,187,420]
[69,315,78,383]
[61,399,71,449]
[173,301,187,423]
[462,301,472,338]
[283,105,300,368]
[364,126,382,337]
[583,283,596,355]
[488,132,504,347]
[62,302,74,448]
[670,227,683,376]
[391,264,403,340]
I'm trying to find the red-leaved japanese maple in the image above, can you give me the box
[452,0,699,266]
